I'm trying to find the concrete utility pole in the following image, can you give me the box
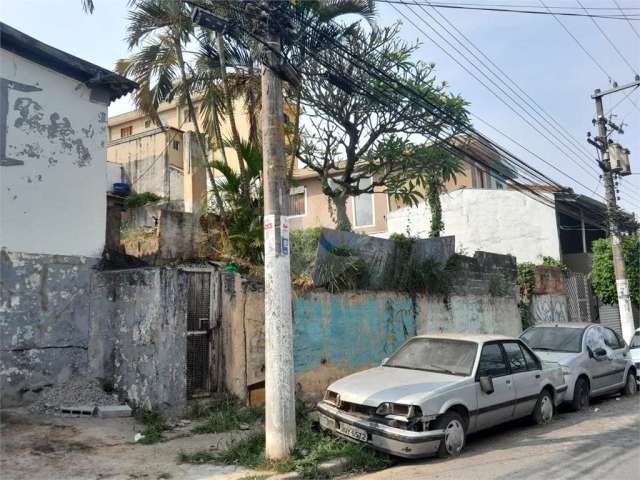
[590,77,639,343]
[192,2,296,458]
[260,0,297,460]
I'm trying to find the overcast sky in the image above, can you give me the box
[2,0,639,215]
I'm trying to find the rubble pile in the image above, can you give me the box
[28,378,121,415]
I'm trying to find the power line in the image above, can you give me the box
[576,0,638,76]
[612,0,640,41]
[538,0,612,82]
[391,1,607,198]
[374,0,640,19]
[405,0,603,177]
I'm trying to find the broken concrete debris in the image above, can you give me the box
[96,405,133,418]
[28,378,125,416]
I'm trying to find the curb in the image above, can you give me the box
[268,457,352,479]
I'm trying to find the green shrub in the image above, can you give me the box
[591,236,639,304]
[126,192,162,208]
[290,228,322,277]
[135,408,167,445]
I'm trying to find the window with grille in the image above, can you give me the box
[289,186,306,216]
[120,126,133,138]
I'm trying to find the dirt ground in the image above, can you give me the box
[0,408,252,480]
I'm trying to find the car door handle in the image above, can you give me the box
[535,374,541,379]
[506,380,511,385]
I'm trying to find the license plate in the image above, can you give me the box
[338,423,368,442]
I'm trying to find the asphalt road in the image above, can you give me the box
[347,393,640,480]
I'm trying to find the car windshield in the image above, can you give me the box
[385,338,478,376]
[630,333,640,349]
[520,327,583,353]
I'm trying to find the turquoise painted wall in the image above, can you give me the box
[292,292,416,374]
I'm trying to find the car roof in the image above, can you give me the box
[525,322,594,330]
[415,333,514,343]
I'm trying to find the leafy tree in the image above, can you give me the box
[591,236,640,305]
[295,23,468,230]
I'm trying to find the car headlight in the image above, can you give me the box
[375,402,423,419]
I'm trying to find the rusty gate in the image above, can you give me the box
[185,268,221,399]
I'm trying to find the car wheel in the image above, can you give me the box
[433,411,466,458]
[532,390,554,425]
[571,378,590,411]
[622,371,637,396]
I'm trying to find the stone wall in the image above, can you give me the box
[89,267,188,417]
[0,250,96,407]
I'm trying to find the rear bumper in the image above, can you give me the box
[317,401,443,459]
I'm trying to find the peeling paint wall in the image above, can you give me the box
[89,267,188,417]
[222,252,521,402]
[0,250,96,407]
[0,49,108,257]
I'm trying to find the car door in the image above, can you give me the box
[584,325,614,392]
[503,341,541,419]
[475,342,516,430]
[601,327,627,388]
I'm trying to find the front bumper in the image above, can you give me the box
[317,401,443,459]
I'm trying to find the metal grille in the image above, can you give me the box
[565,272,595,323]
[186,272,211,399]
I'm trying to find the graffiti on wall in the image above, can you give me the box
[531,294,569,324]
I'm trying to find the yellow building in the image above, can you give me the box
[109,102,507,234]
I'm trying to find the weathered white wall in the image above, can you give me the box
[106,161,123,190]
[387,189,561,263]
[0,50,108,257]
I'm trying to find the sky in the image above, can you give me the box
[1,0,639,216]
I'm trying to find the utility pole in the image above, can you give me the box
[192,2,296,458]
[260,0,296,460]
[590,76,639,343]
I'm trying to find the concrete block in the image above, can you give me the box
[96,405,132,418]
[60,405,97,416]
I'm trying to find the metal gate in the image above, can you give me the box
[565,272,596,323]
[185,269,221,399]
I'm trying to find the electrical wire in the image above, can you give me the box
[576,0,639,76]
[611,0,640,41]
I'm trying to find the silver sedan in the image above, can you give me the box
[317,333,566,459]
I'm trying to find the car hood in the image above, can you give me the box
[533,350,580,366]
[326,366,466,407]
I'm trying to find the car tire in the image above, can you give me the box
[571,378,590,411]
[532,389,554,425]
[622,371,637,396]
[433,411,466,458]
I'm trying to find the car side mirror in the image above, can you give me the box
[381,357,389,366]
[479,376,494,394]
[594,347,607,359]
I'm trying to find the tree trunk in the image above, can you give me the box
[217,34,246,180]
[332,194,352,231]
[286,85,302,182]
[247,60,260,146]
[174,38,225,217]
[212,102,229,166]
[427,181,443,237]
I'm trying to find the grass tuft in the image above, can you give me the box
[135,408,167,445]
[179,404,393,478]
[191,397,264,434]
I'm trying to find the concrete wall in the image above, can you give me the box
[387,189,561,262]
[0,251,96,407]
[0,49,108,257]
[221,251,521,402]
[89,268,188,417]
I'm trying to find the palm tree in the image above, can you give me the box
[115,0,226,216]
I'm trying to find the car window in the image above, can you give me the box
[478,344,508,377]
[385,338,478,376]
[502,342,528,374]
[631,333,640,349]
[519,343,540,370]
[602,328,622,349]
[585,326,606,350]
[520,327,583,353]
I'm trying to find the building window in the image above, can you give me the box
[289,186,306,217]
[120,126,133,138]
[144,120,151,128]
[352,177,374,227]
[173,141,180,151]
